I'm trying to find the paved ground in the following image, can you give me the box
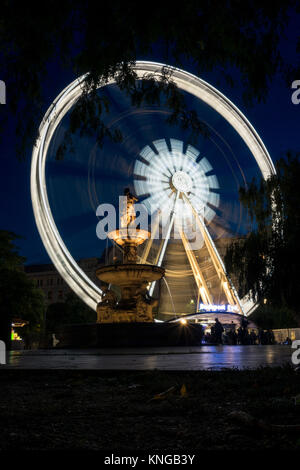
[2,344,294,370]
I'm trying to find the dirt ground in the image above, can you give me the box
[1,367,300,452]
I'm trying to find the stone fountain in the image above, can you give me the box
[53,189,203,348]
[96,188,165,323]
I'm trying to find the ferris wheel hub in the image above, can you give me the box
[171,171,193,193]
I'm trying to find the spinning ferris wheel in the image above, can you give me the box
[30,61,276,318]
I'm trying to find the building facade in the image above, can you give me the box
[25,257,101,305]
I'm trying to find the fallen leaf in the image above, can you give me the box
[180,384,188,398]
[148,386,177,402]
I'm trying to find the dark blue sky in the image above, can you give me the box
[1,14,300,265]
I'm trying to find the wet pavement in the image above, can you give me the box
[2,344,295,370]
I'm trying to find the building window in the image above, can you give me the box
[58,290,63,300]
[48,291,52,300]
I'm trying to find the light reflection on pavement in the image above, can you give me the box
[2,345,294,370]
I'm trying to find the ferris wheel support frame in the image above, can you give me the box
[180,229,213,305]
[149,190,244,315]
[183,193,244,314]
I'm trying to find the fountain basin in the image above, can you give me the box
[96,264,164,287]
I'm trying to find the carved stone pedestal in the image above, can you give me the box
[96,264,164,324]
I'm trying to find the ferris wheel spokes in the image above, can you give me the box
[180,229,212,305]
[148,190,180,297]
[139,210,161,264]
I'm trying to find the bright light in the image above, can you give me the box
[172,171,193,192]
[11,329,22,341]
[180,318,188,325]
[199,303,239,313]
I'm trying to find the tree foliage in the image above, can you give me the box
[225,153,300,321]
[0,230,25,270]
[46,292,96,332]
[249,305,298,329]
[0,269,45,346]
[0,230,45,347]
[0,0,297,159]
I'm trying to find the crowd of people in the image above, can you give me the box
[203,317,276,345]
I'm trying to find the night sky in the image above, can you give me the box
[1,13,300,266]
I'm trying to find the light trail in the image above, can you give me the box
[31,61,275,311]
[148,190,179,297]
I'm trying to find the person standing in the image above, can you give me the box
[250,329,257,345]
[214,318,224,345]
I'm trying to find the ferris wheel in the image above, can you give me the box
[30,61,276,317]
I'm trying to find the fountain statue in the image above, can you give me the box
[96,188,164,323]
